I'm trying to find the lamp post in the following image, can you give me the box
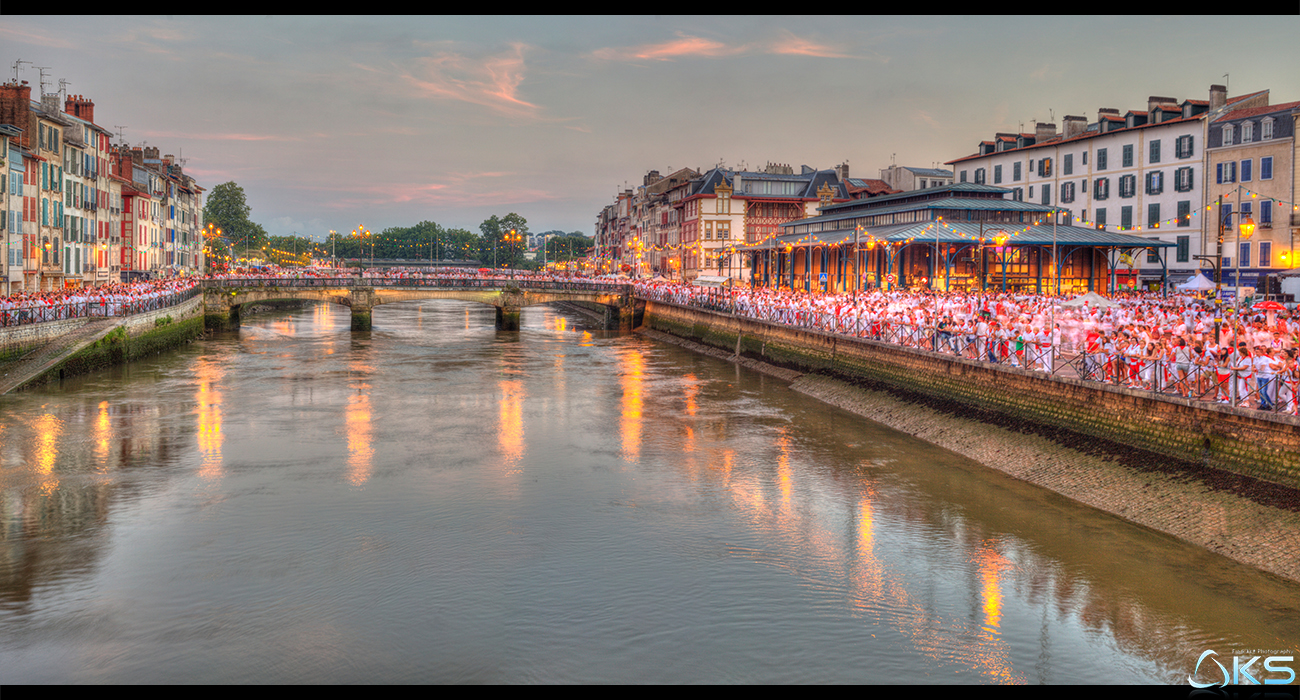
[503,228,522,280]
[351,225,372,270]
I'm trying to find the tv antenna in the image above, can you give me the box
[11,59,32,82]
[58,78,70,99]
[35,66,51,96]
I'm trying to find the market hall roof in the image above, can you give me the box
[769,181,1173,249]
[769,221,1176,248]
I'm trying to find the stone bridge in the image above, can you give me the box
[201,278,640,331]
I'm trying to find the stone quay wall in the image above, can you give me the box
[5,295,206,390]
[642,300,1300,490]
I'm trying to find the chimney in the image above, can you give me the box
[1210,84,1227,111]
[1147,95,1177,113]
[1035,121,1057,143]
[834,161,850,181]
[1098,108,1120,132]
[144,145,159,160]
[643,170,661,187]
[64,93,95,124]
[0,81,33,149]
[1062,115,1087,139]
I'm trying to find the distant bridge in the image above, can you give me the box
[201,277,639,331]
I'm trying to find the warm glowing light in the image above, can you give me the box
[620,349,644,462]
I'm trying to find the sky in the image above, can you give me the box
[4,15,1299,241]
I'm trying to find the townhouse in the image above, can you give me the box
[946,84,1270,291]
[1204,100,1300,294]
[0,78,206,287]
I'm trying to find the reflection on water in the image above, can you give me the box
[194,357,224,479]
[0,299,1297,684]
[346,354,374,486]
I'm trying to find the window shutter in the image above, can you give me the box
[1240,159,1252,182]
[1150,140,1160,163]
[1261,156,1273,180]
[1177,200,1190,227]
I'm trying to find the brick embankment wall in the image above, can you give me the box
[642,300,1300,491]
[13,296,205,390]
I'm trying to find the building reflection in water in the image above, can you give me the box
[33,413,62,494]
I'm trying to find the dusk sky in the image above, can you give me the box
[4,15,1299,241]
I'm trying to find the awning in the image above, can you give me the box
[692,275,731,288]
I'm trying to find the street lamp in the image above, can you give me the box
[351,225,372,270]
[502,228,522,280]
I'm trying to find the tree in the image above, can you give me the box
[478,213,529,268]
[203,181,266,262]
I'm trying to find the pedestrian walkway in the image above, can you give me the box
[0,318,122,395]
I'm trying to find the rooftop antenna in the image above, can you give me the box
[891,153,896,166]
[1049,109,1055,124]
[11,59,32,82]
[58,78,70,100]
[35,66,51,96]
[1223,73,1229,97]
[114,126,127,143]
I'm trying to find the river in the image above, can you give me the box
[0,300,1297,683]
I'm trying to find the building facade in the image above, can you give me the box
[946,85,1270,290]
[1205,100,1300,294]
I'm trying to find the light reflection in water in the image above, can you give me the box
[94,400,112,470]
[620,349,643,462]
[346,357,374,486]
[194,357,224,479]
[32,413,61,494]
[498,379,524,471]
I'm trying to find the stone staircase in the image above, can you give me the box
[0,318,122,395]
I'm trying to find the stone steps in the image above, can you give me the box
[0,318,122,395]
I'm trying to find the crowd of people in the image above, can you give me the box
[6,266,1297,414]
[0,278,202,326]
[634,278,1300,414]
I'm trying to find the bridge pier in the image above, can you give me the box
[349,288,376,332]
[205,302,240,331]
[495,306,521,331]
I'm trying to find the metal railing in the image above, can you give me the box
[640,288,1300,418]
[200,277,633,295]
[0,287,202,329]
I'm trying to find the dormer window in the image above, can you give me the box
[1222,124,1233,146]
[1241,122,1253,143]
[1262,117,1274,140]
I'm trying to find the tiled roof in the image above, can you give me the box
[1211,100,1300,122]
[901,167,953,177]
[845,178,899,196]
[947,112,1206,165]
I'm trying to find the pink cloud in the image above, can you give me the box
[403,43,540,118]
[592,33,746,61]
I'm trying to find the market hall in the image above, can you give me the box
[745,183,1177,295]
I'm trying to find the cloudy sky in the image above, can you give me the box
[4,16,1298,240]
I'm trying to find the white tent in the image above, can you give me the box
[1176,272,1216,292]
[1060,291,1120,308]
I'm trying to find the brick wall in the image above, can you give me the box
[644,300,1300,489]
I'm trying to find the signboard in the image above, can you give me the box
[819,273,827,283]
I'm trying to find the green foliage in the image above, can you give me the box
[477,213,529,268]
[203,182,267,267]
[155,316,173,327]
[544,234,591,261]
[326,221,479,262]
